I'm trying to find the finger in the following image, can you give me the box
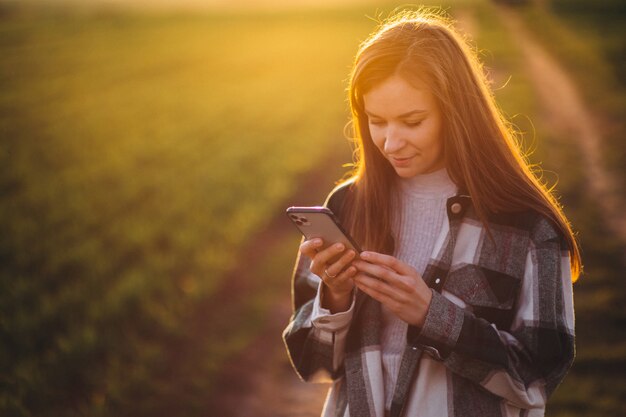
[324,266,357,293]
[354,276,401,310]
[360,251,416,276]
[309,243,348,278]
[353,272,404,300]
[325,249,356,278]
[353,260,414,293]
[313,242,347,268]
[300,238,323,259]
[332,265,357,286]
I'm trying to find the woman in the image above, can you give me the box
[283,9,579,417]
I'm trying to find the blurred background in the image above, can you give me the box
[0,0,624,416]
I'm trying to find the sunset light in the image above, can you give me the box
[1,0,623,416]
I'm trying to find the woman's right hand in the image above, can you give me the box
[299,238,357,312]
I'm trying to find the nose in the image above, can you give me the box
[383,125,405,154]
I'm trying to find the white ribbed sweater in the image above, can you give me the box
[381,168,457,410]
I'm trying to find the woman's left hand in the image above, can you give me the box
[353,251,433,327]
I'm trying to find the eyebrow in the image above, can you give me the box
[364,109,427,118]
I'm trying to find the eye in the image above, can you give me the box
[369,119,386,127]
[404,120,423,127]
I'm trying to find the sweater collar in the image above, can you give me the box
[398,168,457,198]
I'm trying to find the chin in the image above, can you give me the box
[394,169,419,178]
[394,165,442,178]
[394,166,423,178]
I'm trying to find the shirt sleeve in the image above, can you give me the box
[282,251,355,382]
[409,216,575,409]
[311,281,356,331]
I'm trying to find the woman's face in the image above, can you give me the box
[363,74,444,178]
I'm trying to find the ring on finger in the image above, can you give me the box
[324,269,338,279]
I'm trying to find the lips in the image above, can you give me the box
[389,155,415,167]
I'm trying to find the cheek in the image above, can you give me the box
[430,140,444,163]
[368,126,385,150]
[423,121,444,153]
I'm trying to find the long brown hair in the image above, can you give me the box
[338,9,581,280]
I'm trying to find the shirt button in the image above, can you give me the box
[450,202,462,214]
[435,278,441,285]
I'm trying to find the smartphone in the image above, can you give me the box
[286,206,361,253]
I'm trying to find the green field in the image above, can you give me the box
[518,2,626,416]
[0,0,624,416]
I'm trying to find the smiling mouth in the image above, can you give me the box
[390,155,415,166]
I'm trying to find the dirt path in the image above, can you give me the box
[207,299,329,417]
[497,7,626,242]
[204,151,347,416]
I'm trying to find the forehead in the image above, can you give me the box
[363,74,436,116]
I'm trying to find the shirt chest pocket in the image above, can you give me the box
[444,265,521,330]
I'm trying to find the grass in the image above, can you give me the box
[513,2,626,415]
[0,5,372,415]
[519,0,626,187]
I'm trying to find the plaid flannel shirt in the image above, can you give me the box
[283,185,575,417]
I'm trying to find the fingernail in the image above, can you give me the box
[360,252,370,259]
[335,243,344,250]
[313,239,323,246]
